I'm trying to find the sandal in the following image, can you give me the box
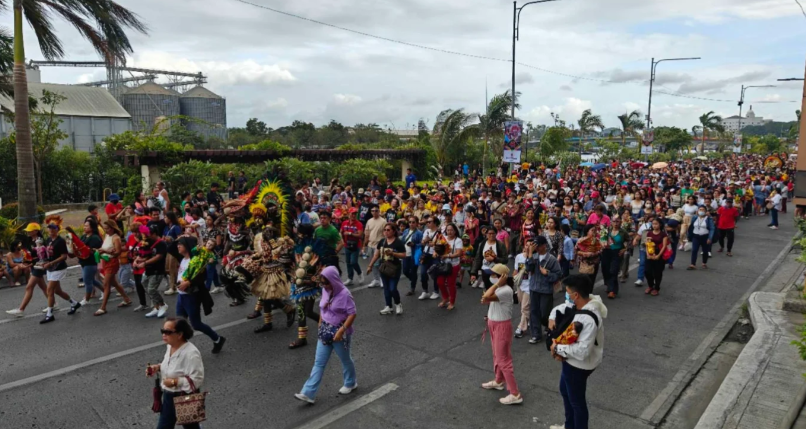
[686,265,696,270]
[727,252,733,257]
[644,287,652,295]
[438,301,448,308]
[447,304,455,311]
[702,264,708,269]
[117,300,132,308]
[94,309,107,316]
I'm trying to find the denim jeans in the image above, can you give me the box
[344,248,361,280]
[157,391,201,429]
[637,249,647,282]
[419,254,436,294]
[176,292,220,342]
[117,263,135,290]
[81,264,103,295]
[381,274,401,307]
[560,361,594,429]
[770,208,779,226]
[690,234,710,265]
[601,248,621,295]
[301,337,357,400]
[204,263,220,289]
[402,256,418,291]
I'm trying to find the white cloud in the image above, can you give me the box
[333,93,363,106]
[266,98,289,109]
[524,98,593,124]
[622,102,643,112]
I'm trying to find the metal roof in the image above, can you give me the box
[0,82,130,118]
[181,86,222,99]
[125,81,180,96]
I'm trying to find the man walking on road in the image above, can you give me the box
[363,205,385,288]
[549,274,607,429]
[716,199,740,257]
[525,236,561,344]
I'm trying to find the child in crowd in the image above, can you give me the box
[458,234,474,288]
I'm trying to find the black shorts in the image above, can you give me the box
[31,268,46,278]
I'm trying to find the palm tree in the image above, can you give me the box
[479,90,519,162]
[9,0,147,221]
[431,109,480,167]
[616,110,644,147]
[577,109,604,154]
[698,111,725,154]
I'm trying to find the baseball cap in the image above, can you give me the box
[46,223,59,230]
[24,223,41,232]
[534,235,549,246]
[442,204,452,211]
[491,264,510,277]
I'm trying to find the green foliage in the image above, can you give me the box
[654,126,692,154]
[238,140,292,155]
[792,322,806,376]
[160,160,222,199]
[0,216,22,250]
[334,159,392,187]
[539,126,571,157]
[336,144,364,151]
[264,158,315,187]
[648,152,672,163]
[431,109,480,166]
[102,130,189,164]
[0,203,45,223]
[742,121,797,137]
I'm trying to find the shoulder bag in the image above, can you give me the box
[173,376,208,425]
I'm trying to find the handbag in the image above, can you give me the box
[662,246,673,261]
[173,376,208,426]
[345,240,358,251]
[379,260,399,278]
[766,201,773,210]
[578,260,595,274]
[318,320,343,345]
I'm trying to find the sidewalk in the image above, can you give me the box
[694,289,806,429]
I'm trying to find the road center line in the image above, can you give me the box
[293,383,399,429]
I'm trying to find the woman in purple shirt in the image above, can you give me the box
[294,266,357,404]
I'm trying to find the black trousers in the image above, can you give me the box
[717,228,735,252]
[296,298,320,328]
[601,249,622,295]
[529,291,554,340]
[645,259,665,291]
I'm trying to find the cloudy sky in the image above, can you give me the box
[15,0,806,131]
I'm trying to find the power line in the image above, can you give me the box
[795,0,806,20]
[231,0,800,105]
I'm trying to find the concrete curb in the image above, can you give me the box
[640,235,795,426]
[694,292,793,429]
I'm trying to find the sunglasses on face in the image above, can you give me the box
[160,329,177,335]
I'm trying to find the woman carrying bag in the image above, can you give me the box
[295,266,358,404]
[367,223,406,315]
[146,318,206,429]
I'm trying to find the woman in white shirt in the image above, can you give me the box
[480,264,522,405]
[146,318,204,429]
[680,196,698,249]
[434,223,464,311]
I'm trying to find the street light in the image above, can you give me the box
[646,57,701,130]
[512,0,560,118]
[738,84,775,135]
[777,78,805,81]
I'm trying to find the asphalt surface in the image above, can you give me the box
[0,209,795,429]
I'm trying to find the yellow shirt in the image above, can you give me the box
[379,202,391,214]
[425,201,439,213]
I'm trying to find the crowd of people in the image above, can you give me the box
[0,154,795,428]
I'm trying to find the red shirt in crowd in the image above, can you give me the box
[716,206,741,230]
[105,202,123,219]
[340,219,364,248]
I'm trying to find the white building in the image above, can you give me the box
[721,106,771,132]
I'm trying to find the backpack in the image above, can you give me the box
[545,306,599,351]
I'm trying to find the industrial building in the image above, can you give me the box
[0,80,132,151]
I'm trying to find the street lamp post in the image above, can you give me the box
[512,0,559,118]
[738,84,775,151]
[646,57,701,130]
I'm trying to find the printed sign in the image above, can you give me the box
[503,121,523,163]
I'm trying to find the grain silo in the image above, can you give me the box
[122,82,180,132]
[179,86,227,140]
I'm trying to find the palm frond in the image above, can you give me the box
[21,0,64,60]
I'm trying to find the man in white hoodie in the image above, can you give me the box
[548,274,607,429]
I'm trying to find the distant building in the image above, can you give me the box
[721,106,771,132]
[0,82,132,152]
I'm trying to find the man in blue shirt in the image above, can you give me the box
[462,162,469,178]
[405,168,417,189]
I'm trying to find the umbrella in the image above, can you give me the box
[630,162,647,169]
[591,163,608,171]
[651,162,668,169]
[579,162,594,167]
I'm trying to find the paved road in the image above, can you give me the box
[0,210,794,429]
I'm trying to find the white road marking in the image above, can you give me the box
[293,383,399,429]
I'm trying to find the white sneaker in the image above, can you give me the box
[77,282,84,289]
[481,380,505,390]
[380,306,393,315]
[210,286,224,294]
[79,299,89,306]
[294,393,315,404]
[429,292,439,300]
[499,394,523,405]
[368,280,380,288]
[771,226,779,230]
[358,274,365,284]
[157,305,169,318]
[339,384,358,395]
[132,304,147,312]
[395,304,403,315]
[145,308,159,318]
[634,279,643,286]
[5,309,23,317]
[418,292,429,300]
[164,289,176,296]
[549,425,566,429]
[41,304,58,313]
[344,279,353,286]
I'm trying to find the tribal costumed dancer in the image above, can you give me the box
[242,177,297,330]
[288,223,327,349]
[220,215,253,306]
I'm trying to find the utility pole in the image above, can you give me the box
[738,84,775,151]
[645,56,701,160]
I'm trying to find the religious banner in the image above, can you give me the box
[503,121,523,163]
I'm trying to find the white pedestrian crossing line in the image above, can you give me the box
[293,383,399,429]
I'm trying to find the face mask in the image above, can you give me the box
[208,208,215,214]
[698,211,706,216]
[490,276,500,284]
[565,292,572,303]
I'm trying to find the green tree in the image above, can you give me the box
[317,120,349,147]
[264,158,314,187]
[334,159,393,187]
[539,126,571,157]
[29,90,67,205]
[577,109,605,144]
[431,109,480,167]
[245,118,270,137]
[616,110,643,146]
[10,0,147,221]
[698,111,725,154]
[654,126,692,154]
